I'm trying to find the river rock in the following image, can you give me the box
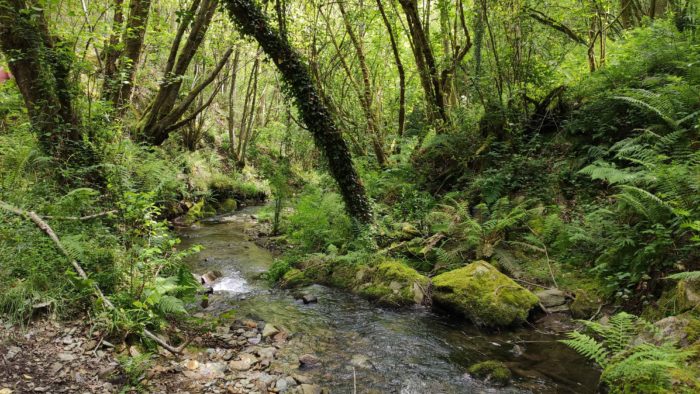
[535,289,570,313]
[298,354,320,368]
[301,294,318,304]
[535,289,567,307]
[431,261,539,326]
[228,353,257,371]
[201,270,223,284]
[275,378,289,392]
[262,324,279,338]
[257,347,277,360]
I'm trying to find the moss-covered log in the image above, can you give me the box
[220,0,372,223]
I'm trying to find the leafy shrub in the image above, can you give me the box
[286,187,354,253]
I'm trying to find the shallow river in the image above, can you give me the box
[179,208,599,393]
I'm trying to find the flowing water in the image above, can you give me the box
[179,207,600,393]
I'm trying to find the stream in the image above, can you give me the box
[178,207,600,393]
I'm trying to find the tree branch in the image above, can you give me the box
[0,201,187,355]
[526,7,587,46]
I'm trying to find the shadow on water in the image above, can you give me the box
[178,208,600,393]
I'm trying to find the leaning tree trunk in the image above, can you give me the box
[0,0,83,160]
[221,0,372,223]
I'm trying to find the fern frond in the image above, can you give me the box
[665,271,700,281]
[156,295,187,315]
[560,331,609,367]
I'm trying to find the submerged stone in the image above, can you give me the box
[432,261,538,326]
[468,360,512,386]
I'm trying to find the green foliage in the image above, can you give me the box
[285,187,354,253]
[117,352,153,389]
[562,312,696,393]
[429,197,529,262]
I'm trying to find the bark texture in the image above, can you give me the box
[221,0,372,223]
[0,0,83,160]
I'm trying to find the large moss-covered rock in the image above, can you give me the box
[432,261,538,326]
[356,260,430,306]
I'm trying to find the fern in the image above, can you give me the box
[562,312,694,393]
[665,271,700,281]
[156,295,187,315]
[561,331,610,367]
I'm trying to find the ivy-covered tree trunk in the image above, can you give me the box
[0,0,83,160]
[221,0,372,223]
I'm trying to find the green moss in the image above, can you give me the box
[218,198,238,213]
[683,313,700,344]
[432,261,538,327]
[293,257,429,307]
[329,262,362,288]
[468,360,511,386]
[356,260,430,306]
[280,269,309,289]
[570,289,602,319]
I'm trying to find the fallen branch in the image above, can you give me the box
[42,210,118,221]
[0,201,187,355]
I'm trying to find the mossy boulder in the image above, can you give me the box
[356,260,430,306]
[218,198,238,213]
[570,289,602,319]
[294,256,430,307]
[280,269,310,289]
[182,200,216,224]
[432,261,538,326]
[468,360,511,386]
[676,279,700,312]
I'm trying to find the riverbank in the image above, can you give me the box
[0,314,322,394]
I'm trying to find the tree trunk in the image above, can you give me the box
[376,0,406,138]
[337,1,386,167]
[102,0,125,100]
[397,0,449,128]
[141,0,226,144]
[112,0,151,107]
[0,0,83,160]
[228,49,241,157]
[221,0,372,223]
